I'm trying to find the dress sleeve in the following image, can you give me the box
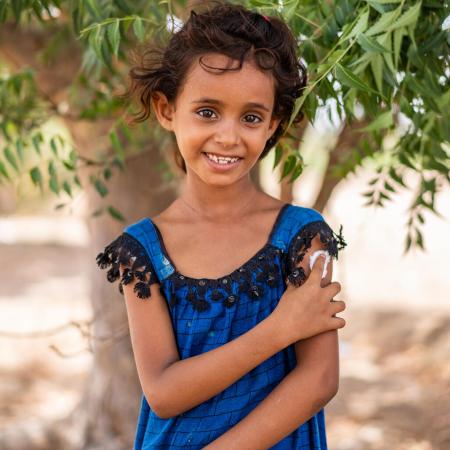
[285,217,347,288]
[95,232,159,299]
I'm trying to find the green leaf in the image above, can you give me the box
[0,160,10,180]
[85,0,102,22]
[49,174,59,194]
[379,33,396,75]
[370,54,384,94]
[360,111,394,132]
[345,8,369,41]
[388,1,421,31]
[113,0,133,14]
[287,88,310,129]
[405,233,412,252]
[133,16,145,42]
[0,1,8,23]
[30,166,42,187]
[384,181,396,192]
[357,33,391,53]
[73,174,81,188]
[283,0,299,21]
[281,154,296,180]
[107,205,125,222]
[335,63,379,95]
[289,162,303,182]
[11,0,22,24]
[273,145,283,169]
[69,148,78,163]
[63,160,75,171]
[4,147,19,173]
[48,161,56,177]
[416,228,424,250]
[32,133,43,156]
[100,37,114,71]
[15,139,25,162]
[366,7,401,36]
[89,26,103,60]
[112,157,125,171]
[109,129,125,162]
[103,167,112,180]
[93,177,108,197]
[107,20,120,57]
[50,137,58,156]
[63,180,72,197]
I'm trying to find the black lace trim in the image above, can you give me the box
[95,232,159,299]
[166,245,283,312]
[285,220,347,288]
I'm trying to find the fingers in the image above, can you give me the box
[310,253,326,282]
[332,317,346,329]
[330,299,346,314]
[329,299,346,328]
[325,281,341,297]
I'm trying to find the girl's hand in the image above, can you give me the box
[272,254,346,346]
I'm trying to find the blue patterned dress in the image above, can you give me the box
[96,203,346,449]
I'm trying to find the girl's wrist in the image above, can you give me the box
[264,312,292,350]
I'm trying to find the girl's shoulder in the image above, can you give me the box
[278,203,347,287]
[95,216,170,300]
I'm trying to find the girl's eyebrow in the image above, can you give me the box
[191,97,270,112]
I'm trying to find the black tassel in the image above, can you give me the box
[96,233,158,300]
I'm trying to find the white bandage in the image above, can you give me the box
[309,250,330,279]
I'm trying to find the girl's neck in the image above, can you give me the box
[178,176,259,222]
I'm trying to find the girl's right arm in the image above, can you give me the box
[120,256,344,419]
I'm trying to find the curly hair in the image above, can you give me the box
[120,1,307,173]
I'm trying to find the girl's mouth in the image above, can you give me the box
[202,152,243,172]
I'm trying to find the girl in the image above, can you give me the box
[96,3,347,449]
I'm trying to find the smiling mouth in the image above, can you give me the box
[202,152,243,164]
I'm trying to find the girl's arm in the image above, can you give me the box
[122,270,289,419]
[204,238,340,449]
[203,333,337,449]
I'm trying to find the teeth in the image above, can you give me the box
[205,153,240,164]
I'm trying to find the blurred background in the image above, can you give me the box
[1,1,449,450]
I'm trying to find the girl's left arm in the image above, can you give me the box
[204,236,340,450]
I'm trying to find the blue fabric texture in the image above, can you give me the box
[98,203,346,449]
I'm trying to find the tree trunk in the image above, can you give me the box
[72,122,179,449]
[0,22,181,448]
[313,123,368,213]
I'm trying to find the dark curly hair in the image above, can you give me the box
[121,1,307,173]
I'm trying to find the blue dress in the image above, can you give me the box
[96,203,346,449]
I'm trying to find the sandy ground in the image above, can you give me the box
[1,167,449,449]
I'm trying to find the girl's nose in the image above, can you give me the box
[213,121,240,148]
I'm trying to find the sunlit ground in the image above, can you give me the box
[1,153,449,449]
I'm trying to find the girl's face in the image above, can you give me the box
[152,53,281,187]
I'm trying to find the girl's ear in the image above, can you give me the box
[151,91,175,131]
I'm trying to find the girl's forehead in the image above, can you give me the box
[178,53,276,107]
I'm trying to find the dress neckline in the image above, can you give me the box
[149,203,290,283]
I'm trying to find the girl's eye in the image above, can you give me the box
[197,109,217,119]
[244,114,262,124]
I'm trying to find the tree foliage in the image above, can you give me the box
[0,0,449,252]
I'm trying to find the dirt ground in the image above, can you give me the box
[1,235,449,449]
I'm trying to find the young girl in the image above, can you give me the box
[96,3,347,449]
